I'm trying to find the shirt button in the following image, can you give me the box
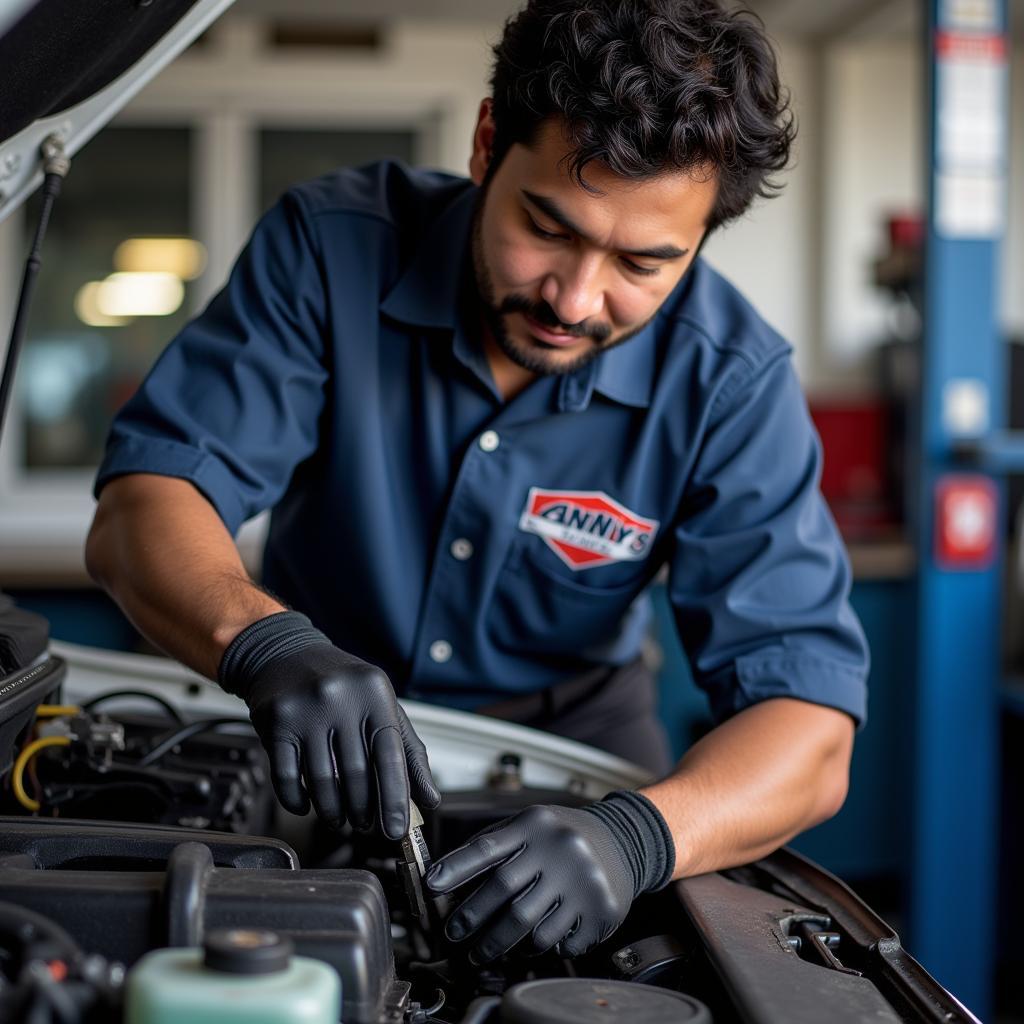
[478,430,500,452]
[450,538,474,561]
[429,640,453,664]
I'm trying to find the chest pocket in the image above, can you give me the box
[489,538,653,656]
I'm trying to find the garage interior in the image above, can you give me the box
[0,0,1021,1021]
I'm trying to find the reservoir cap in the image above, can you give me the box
[203,929,293,975]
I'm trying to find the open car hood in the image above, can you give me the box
[0,0,235,761]
[0,0,235,222]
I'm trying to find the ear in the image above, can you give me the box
[469,98,496,186]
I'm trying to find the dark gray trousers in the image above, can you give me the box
[476,658,674,777]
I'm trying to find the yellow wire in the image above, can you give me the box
[12,736,70,812]
[35,705,81,718]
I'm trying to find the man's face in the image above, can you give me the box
[470,113,717,378]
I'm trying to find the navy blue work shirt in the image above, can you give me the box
[95,161,869,725]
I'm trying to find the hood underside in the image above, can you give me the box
[0,0,235,221]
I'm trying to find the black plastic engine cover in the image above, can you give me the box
[0,817,297,869]
[0,820,404,1024]
[0,592,49,674]
[0,655,64,778]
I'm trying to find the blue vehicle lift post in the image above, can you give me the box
[913,1,1010,1018]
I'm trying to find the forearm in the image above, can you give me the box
[85,473,285,680]
[640,698,855,878]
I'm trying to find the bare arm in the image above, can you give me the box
[640,697,855,878]
[85,473,285,680]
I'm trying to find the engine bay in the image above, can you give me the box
[0,650,978,1024]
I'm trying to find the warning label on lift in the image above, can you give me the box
[934,24,1008,239]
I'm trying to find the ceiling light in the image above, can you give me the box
[113,237,207,280]
[74,282,131,327]
[95,272,185,318]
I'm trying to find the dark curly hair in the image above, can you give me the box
[489,0,796,231]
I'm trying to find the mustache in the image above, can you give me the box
[497,294,612,344]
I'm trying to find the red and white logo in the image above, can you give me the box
[518,488,660,571]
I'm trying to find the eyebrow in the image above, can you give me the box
[521,189,689,261]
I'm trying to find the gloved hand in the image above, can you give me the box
[218,610,439,839]
[424,792,674,962]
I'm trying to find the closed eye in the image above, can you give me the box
[527,209,662,276]
[527,215,569,242]
[620,258,660,277]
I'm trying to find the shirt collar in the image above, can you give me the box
[379,182,478,331]
[591,318,658,409]
[591,261,702,410]
[550,321,657,413]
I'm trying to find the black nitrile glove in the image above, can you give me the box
[424,791,674,962]
[219,611,440,839]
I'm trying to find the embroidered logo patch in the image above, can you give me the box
[518,488,660,571]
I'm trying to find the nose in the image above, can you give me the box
[540,256,605,327]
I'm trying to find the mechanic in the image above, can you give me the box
[85,0,869,965]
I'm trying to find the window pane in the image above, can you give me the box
[258,128,415,213]
[18,126,195,472]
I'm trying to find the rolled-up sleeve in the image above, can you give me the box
[94,190,329,535]
[668,351,870,727]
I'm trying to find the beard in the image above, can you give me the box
[470,194,654,378]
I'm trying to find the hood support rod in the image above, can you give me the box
[0,134,70,442]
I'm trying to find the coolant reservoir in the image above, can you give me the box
[125,928,341,1024]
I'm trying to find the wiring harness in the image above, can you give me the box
[5,689,265,834]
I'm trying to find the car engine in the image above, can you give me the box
[0,645,978,1024]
